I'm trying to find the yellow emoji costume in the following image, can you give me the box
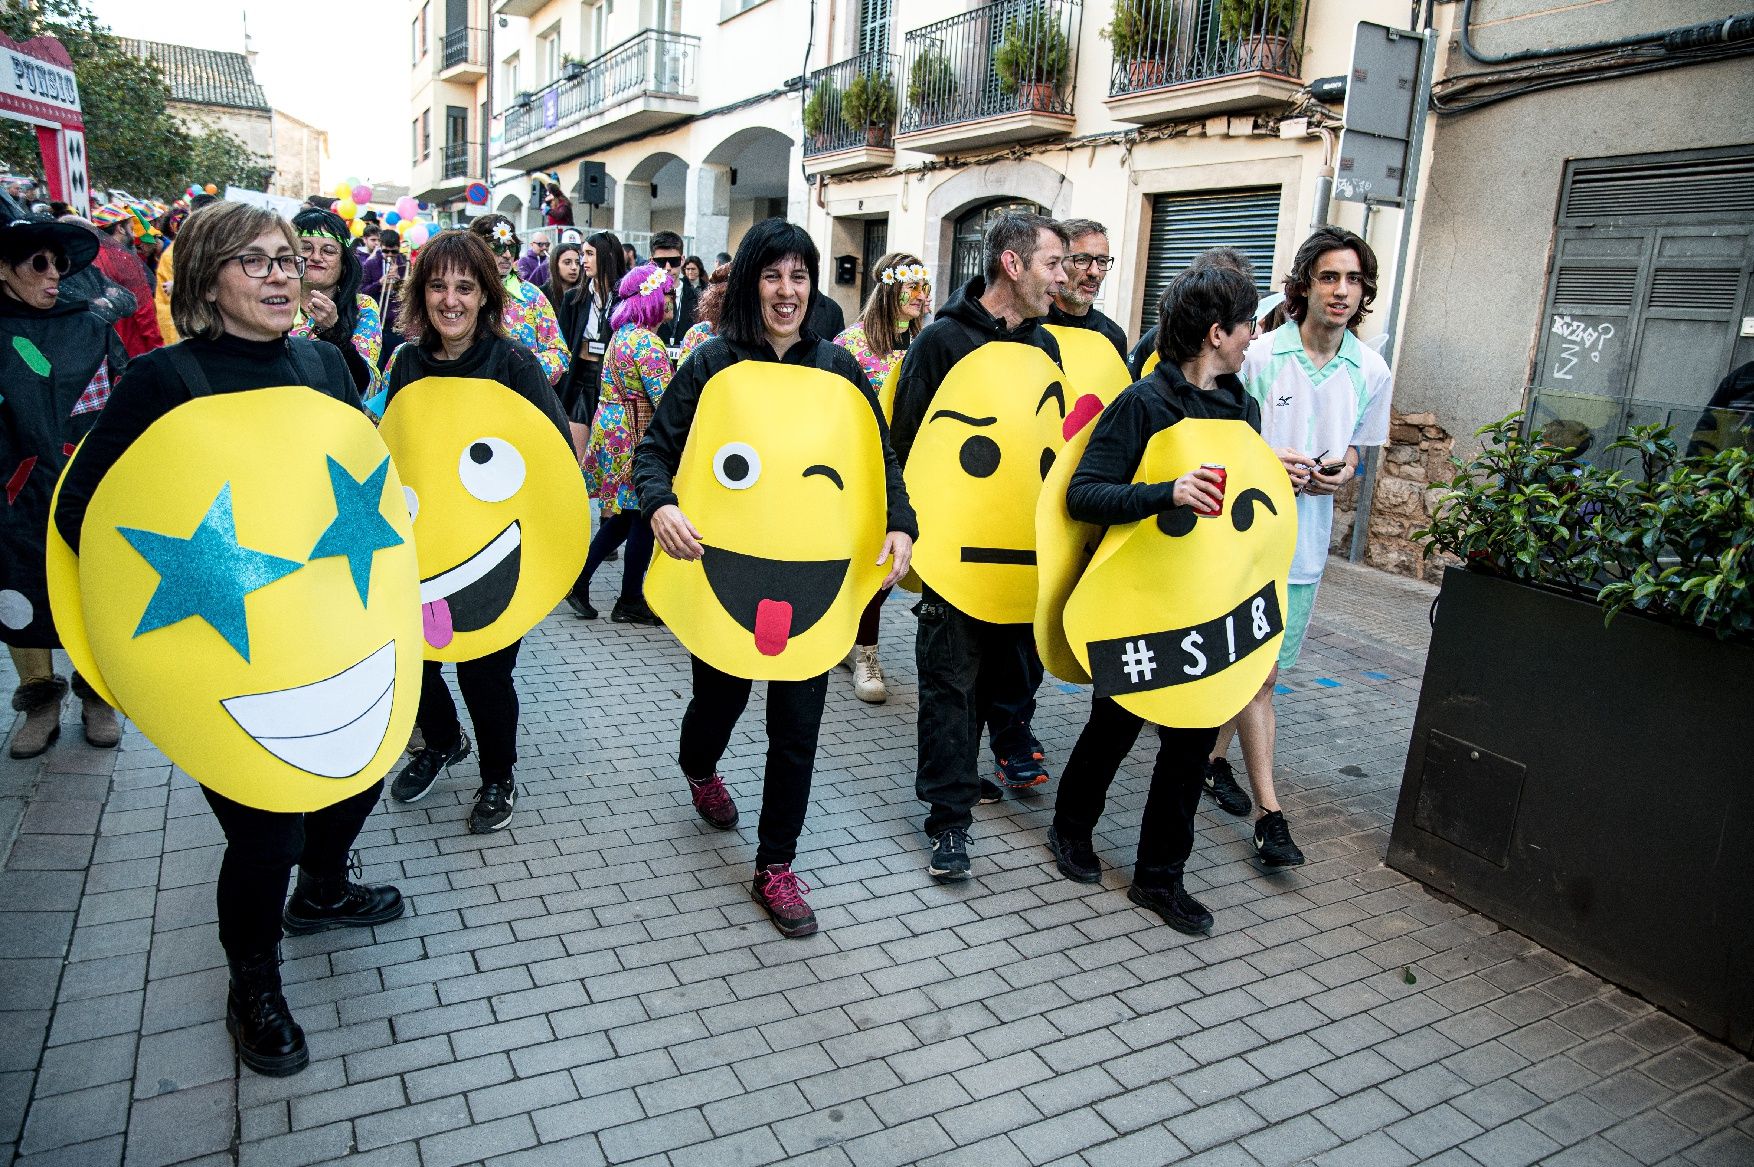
[645,361,888,681]
[378,376,589,662]
[1044,323,1133,410]
[1061,418,1295,728]
[902,342,1104,625]
[50,387,422,813]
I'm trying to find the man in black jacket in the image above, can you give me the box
[890,212,1069,881]
[1047,218,1128,361]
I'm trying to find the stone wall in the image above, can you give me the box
[1329,410,1460,585]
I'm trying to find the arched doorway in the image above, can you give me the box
[700,126,796,259]
[948,198,1043,291]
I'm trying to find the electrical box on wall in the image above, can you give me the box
[835,255,857,285]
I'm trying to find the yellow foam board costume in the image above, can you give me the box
[903,341,1104,625]
[645,362,889,681]
[378,376,589,662]
[1061,417,1295,728]
[1033,406,1104,685]
[50,387,422,812]
[1044,324,1133,409]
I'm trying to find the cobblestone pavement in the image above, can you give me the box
[1,561,1749,1167]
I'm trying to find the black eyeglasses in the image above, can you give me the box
[230,253,307,279]
[1063,254,1115,272]
[28,252,70,275]
[652,255,682,268]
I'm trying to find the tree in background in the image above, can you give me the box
[0,0,272,199]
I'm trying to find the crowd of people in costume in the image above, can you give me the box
[2,188,1389,1078]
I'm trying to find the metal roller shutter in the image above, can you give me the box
[1139,187,1281,326]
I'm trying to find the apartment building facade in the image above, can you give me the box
[409,0,493,214]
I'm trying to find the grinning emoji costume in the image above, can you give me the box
[635,332,916,682]
[52,334,423,813]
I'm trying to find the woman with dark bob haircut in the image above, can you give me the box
[631,218,917,939]
[386,230,570,841]
[55,200,402,1078]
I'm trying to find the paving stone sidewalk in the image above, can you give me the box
[1,560,1749,1167]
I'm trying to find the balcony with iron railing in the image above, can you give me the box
[436,26,488,81]
[496,29,699,172]
[895,0,1081,155]
[801,51,900,176]
[412,139,482,203]
[1104,0,1307,124]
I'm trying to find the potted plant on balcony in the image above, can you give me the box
[841,71,898,147]
[1103,0,1179,92]
[1389,412,1754,1052]
[803,79,839,151]
[561,53,587,82]
[907,47,958,124]
[995,6,1071,112]
[1218,0,1300,74]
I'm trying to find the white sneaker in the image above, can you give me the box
[850,644,887,704]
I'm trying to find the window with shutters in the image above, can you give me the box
[1139,187,1280,329]
[857,0,892,57]
[1530,146,1754,447]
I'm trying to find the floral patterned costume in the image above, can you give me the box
[501,275,570,386]
[832,322,902,387]
[585,323,672,515]
[289,293,383,399]
[678,320,715,363]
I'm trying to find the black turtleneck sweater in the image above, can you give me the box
[383,332,568,442]
[56,333,357,552]
[632,330,916,539]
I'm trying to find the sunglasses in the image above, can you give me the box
[652,255,682,268]
[27,252,70,275]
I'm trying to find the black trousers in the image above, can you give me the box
[914,588,1045,837]
[1051,696,1218,885]
[577,508,653,604]
[417,639,521,785]
[202,779,382,959]
[678,655,828,869]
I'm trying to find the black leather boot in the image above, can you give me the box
[226,948,308,1077]
[281,868,405,935]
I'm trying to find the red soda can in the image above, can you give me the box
[1197,463,1227,517]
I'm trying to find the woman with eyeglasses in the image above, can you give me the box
[54,201,404,1077]
[287,208,383,398]
[0,215,128,759]
[466,215,569,388]
[831,252,932,704]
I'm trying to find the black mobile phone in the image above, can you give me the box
[1319,461,1346,475]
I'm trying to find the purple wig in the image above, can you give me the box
[611,262,673,331]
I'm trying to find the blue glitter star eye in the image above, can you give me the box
[119,484,303,662]
[307,456,404,605]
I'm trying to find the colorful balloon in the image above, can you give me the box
[351,183,372,205]
[407,224,430,248]
[395,195,419,219]
[383,211,400,227]
[350,220,366,238]
[203,183,218,195]
[336,199,357,220]
[333,182,351,200]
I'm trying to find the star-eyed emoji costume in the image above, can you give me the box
[51,338,422,813]
[1052,364,1294,729]
[636,339,916,681]
[378,340,583,662]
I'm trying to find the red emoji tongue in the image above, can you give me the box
[753,598,793,657]
[1064,393,1103,441]
[422,599,454,649]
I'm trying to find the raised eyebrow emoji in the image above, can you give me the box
[802,464,844,489]
[1036,381,1067,418]
[928,409,997,427]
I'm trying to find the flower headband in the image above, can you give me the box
[880,263,930,286]
[488,220,516,253]
[638,266,671,298]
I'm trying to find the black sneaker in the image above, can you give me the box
[1254,810,1306,866]
[1203,757,1253,817]
[928,827,971,881]
[977,779,1004,805]
[611,598,663,626]
[1047,825,1100,883]
[468,780,516,834]
[996,752,1050,791]
[1129,881,1213,934]
[282,876,405,934]
[391,733,471,803]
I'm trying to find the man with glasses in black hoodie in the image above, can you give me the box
[890,213,1070,881]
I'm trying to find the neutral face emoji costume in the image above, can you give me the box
[1061,418,1295,728]
[378,376,590,662]
[644,362,887,681]
[50,387,422,812]
[904,342,1103,625]
[1043,324,1133,410]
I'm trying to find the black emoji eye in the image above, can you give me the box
[960,435,1000,478]
[1231,488,1277,532]
[1157,507,1198,538]
[803,464,844,489]
[712,442,762,489]
[1039,447,1055,480]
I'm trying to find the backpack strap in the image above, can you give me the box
[163,341,216,398]
[286,336,327,388]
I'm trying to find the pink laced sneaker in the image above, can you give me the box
[753,864,818,938]
[687,772,739,830]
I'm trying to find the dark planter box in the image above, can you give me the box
[1388,566,1754,1053]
